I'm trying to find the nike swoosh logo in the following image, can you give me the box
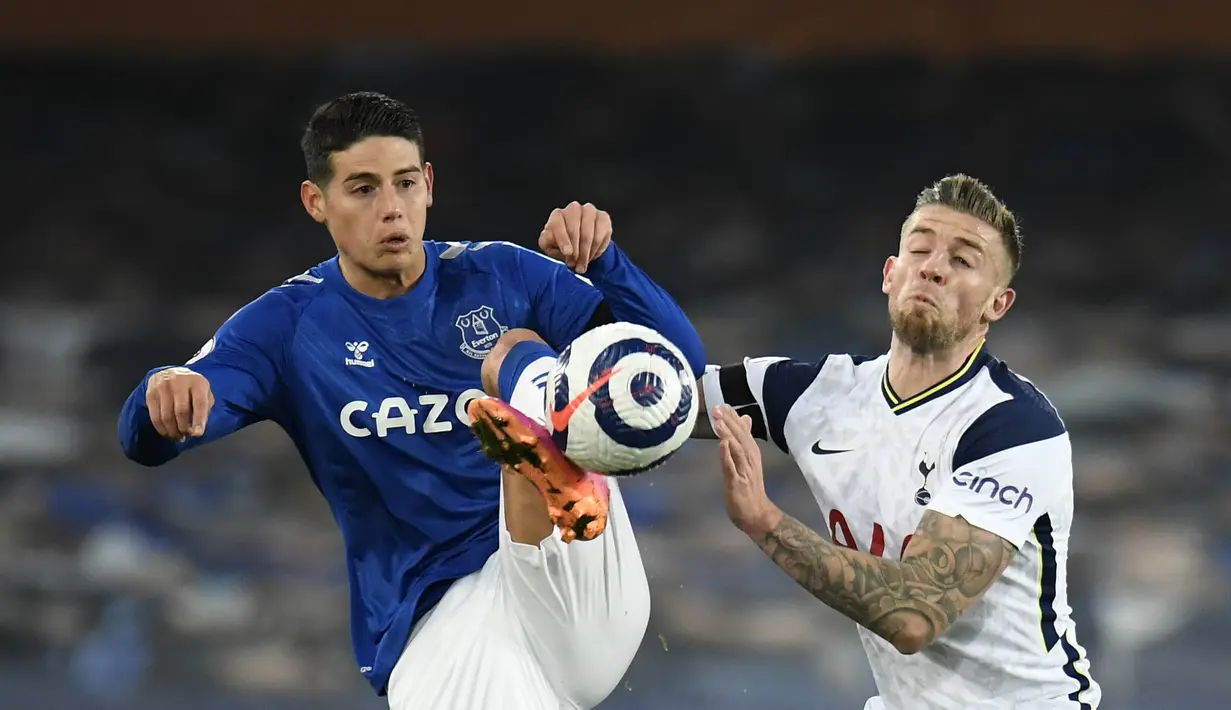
[811,441,853,455]
[550,367,620,433]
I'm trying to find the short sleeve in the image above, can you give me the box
[700,356,826,453]
[927,398,1070,547]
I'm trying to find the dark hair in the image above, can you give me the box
[915,174,1022,279]
[300,92,424,184]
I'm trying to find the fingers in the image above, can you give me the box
[147,386,170,438]
[574,203,596,274]
[713,406,753,441]
[713,408,746,464]
[712,405,732,440]
[726,425,752,472]
[174,384,194,435]
[553,202,579,266]
[147,370,211,441]
[720,438,739,477]
[538,228,564,261]
[542,202,611,274]
[189,380,211,437]
[713,406,761,472]
[595,209,613,248]
[563,201,582,257]
[541,207,573,265]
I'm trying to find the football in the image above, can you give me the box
[546,322,698,475]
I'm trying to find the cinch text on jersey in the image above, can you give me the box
[951,471,1034,513]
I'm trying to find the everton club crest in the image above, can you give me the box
[456,305,508,360]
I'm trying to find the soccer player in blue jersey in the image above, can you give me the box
[117,92,705,710]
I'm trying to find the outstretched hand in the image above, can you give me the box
[713,405,782,538]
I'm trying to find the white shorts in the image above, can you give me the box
[386,355,651,710]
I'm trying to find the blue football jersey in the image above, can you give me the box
[118,240,704,694]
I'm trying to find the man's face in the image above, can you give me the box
[300,136,434,274]
[882,205,1015,354]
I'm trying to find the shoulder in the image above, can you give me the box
[272,264,329,301]
[433,240,592,285]
[268,265,331,316]
[433,240,534,270]
[741,352,883,399]
[953,357,1067,470]
[772,352,884,399]
[217,267,325,338]
[821,352,887,383]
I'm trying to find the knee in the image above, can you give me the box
[481,328,547,397]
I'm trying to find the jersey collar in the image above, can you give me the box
[324,243,439,311]
[881,339,989,415]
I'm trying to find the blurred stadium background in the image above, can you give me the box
[2,1,1229,708]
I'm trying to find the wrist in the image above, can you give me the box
[583,241,620,279]
[740,503,784,540]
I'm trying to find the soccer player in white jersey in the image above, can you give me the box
[695,175,1100,709]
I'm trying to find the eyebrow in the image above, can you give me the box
[342,166,422,182]
[908,227,985,252]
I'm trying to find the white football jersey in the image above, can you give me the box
[702,342,1100,710]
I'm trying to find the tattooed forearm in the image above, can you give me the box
[755,511,1015,653]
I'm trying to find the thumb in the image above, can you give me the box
[539,229,566,259]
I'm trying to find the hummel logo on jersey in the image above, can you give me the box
[811,441,852,455]
[345,341,375,368]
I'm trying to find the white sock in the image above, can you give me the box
[506,355,554,427]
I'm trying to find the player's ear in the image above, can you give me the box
[301,180,327,224]
[424,162,435,209]
[984,287,1015,324]
[881,256,896,295]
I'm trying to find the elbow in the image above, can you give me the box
[892,633,929,656]
[117,430,173,467]
[886,613,939,656]
[120,439,169,468]
[117,406,176,467]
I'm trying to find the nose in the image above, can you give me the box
[919,253,948,286]
[378,188,404,223]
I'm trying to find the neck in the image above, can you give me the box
[886,329,986,401]
[337,246,427,299]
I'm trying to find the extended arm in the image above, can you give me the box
[118,289,293,466]
[522,203,706,377]
[693,358,824,448]
[577,243,705,377]
[753,509,1014,653]
[712,393,1070,654]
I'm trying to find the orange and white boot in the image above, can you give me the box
[467,397,610,543]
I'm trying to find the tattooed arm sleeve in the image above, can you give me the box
[752,375,1070,652]
[754,510,1016,654]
